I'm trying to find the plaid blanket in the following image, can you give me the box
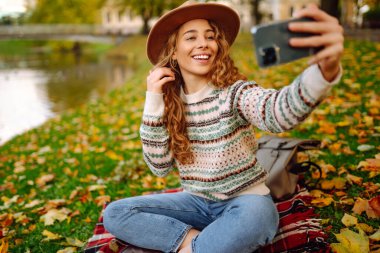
[84,187,330,253]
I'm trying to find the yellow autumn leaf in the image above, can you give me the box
[311,197,334,207]
[369,229,380,241]
[155,177,167,189]
[321,177,346,190]
[105,150,123,160]
[356,223,374,234]
[94,195,110,207]
[57,247,77,253]
[352,198,369,215]
[341,213,358,227]
[331,243,351,253]
[64,237,85,247]
[40,208,71,226]
[42,229,62,241]
[332,228,369,253]
[336,121,351,127]
[0,238,8,253]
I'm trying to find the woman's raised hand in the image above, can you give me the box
[288,4,344,81]
[147,67,176,93]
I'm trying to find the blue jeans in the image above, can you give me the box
[103,192,279,253]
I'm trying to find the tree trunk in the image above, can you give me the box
[321,0,340,19]
[250,0,262,25]
[142,17,150,34]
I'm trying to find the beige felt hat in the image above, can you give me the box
[146,1,240,65]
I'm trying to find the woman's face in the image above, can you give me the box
[173,19,218,81]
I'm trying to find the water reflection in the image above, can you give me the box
[0,69,53,145]
[0,51,133,145]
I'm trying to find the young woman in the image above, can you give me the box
[104,1,343,253]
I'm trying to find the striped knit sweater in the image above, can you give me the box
[140,64,341,201]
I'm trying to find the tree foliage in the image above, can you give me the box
[116,0,184,34]
[28,0,104,24]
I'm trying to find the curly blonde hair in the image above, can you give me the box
[155,21,246,165]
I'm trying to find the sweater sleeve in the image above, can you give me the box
[139,91,175,177]
[235,64,342,133]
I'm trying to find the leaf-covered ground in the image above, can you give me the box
[0,34,379,253]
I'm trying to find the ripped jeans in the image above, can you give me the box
[103,192,279,253]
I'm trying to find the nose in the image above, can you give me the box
[197,37,208,49]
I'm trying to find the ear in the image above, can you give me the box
[172,51,177,60]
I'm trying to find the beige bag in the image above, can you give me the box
[256,135,321,200]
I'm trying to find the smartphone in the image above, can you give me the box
[251,17,321,68]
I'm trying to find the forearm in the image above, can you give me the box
[140,92,174,177]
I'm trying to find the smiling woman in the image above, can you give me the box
[102,1,344,252]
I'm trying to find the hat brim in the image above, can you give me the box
[147,3,240,65]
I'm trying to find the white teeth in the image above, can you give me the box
[193,55,210,60]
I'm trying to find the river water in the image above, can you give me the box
[0,45,133,145]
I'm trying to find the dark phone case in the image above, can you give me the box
[251,17,321,68]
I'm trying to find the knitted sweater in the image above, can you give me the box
[140,64,341,201]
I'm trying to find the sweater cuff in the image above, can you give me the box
[301,64,343,99]
[143,91,165,116]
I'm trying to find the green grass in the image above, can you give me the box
[0,34,379,252]
[0,40,113,56]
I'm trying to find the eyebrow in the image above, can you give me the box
[183,29,215,36]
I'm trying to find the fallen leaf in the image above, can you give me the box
[36,174,55,187]
[311,197,334,207]
[87,185,106,192]
[368,195,380,217]
[321,177,346,190]
[64,237,85,247]
[57,247,77,253]
[357,144,375,152]
[353,198,369,215]
[40,208,71,226]
[42,229,62,241]
[0,238,8,253]
[94,195,110,207]
[24,199,43,209]
[341,213,358,227]
[331,228,369,253]
[352,197,380,219]
[356,223,374,234]
[369,229,380,241]
[346,174,363,185]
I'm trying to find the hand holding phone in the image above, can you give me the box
[251,17,321,68]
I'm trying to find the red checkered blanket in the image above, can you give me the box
[84,187,330,253]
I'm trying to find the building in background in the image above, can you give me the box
[100,0,143,34]
[99,0,362,34]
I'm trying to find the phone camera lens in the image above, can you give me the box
[263,47,277,65]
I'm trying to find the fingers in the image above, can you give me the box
[308,42,343,65]
[293,4,337,23]
[288,4,344,69]
[289,32,343,48]
[288,21,343,35]
[147,67,176,93]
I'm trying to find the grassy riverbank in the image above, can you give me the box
[0,40,113,56]
[0,34,379,252]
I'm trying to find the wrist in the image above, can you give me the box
[318,62,341,82]
[148,86,163,94]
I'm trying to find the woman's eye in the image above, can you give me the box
[207,36,215,40]
[186,37,196,41]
